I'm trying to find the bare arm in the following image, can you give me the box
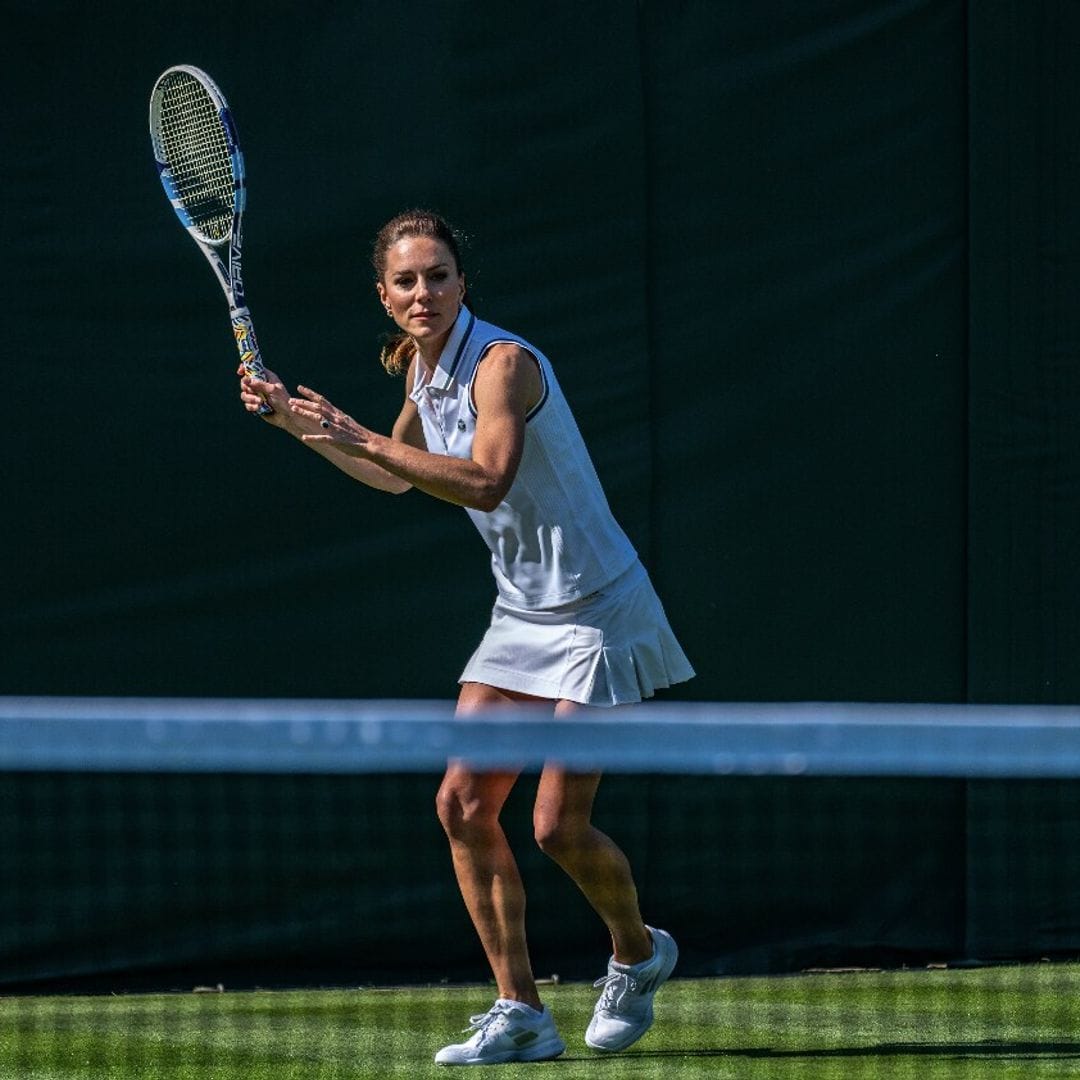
[304,393,419,494]
[293,344,541,511]
[239,365,418,494]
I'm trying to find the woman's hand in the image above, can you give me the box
[289,385,379,459]
[238,371,411,493]
[238,364,294,430]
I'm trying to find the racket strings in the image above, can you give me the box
[156,73,236,243]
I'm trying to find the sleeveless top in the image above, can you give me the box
[409,307,637,610]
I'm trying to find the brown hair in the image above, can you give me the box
[373,210,467,376]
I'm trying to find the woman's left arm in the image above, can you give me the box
[294,343,541,511]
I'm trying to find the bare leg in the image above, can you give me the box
[435,683,543,1009]
[533,705,653,965]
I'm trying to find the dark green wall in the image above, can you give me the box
[5,769,1078,990]
[7,1,1075,705]
[967,2,1080,702]
[2,1,1079,990]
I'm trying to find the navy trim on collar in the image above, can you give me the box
[431,308,477,391]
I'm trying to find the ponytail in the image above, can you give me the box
[379,332,416,377]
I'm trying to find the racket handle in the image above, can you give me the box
[231,307,273,416]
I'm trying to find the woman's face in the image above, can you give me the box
[377,236,465,349]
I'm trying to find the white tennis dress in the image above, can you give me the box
[410,307,694,706]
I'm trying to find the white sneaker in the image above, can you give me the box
[586,926,678,1052]
[435,998,566,1066]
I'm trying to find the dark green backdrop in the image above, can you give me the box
[2,2,1079,989]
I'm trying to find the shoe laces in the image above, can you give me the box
[593,969,639,1012]
[462,1000,514,1039]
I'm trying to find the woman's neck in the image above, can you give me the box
[415,335,446,370]
[413,305,462,370]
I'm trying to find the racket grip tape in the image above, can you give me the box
[230,307,273,416]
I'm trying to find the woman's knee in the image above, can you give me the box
[534,767,601,858]
[436,783,479,839]
[435,770,515,841]
[534,810,589,859]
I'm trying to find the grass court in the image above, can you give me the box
[3,963,1079,1078]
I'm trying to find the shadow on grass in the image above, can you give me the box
[555,1040,1080,1063]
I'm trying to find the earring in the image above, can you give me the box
[384,306,393,317]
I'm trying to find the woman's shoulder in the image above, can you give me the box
[471,315,546,361]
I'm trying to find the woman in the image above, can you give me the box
[240,210,694,1065]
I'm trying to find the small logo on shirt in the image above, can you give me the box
[457,419,467,432]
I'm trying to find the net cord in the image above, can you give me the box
[1,698,1078,778]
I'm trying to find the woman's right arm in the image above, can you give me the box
[239,362,420,495]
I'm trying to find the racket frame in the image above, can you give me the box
[149,65,271,408]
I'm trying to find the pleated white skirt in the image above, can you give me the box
[459,561,695,707]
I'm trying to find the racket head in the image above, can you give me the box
[149,65,245,247]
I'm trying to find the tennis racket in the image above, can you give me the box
[149,65,271,414]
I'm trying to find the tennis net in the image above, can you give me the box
[3,696,1079,776]
[2,697,1079,1074]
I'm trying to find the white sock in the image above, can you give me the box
[498,998,544,1018]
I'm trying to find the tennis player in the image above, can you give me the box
[240,209,694,1065]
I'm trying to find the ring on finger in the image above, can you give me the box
[320,419,330,429]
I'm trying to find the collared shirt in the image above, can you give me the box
[410,307,637,610]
